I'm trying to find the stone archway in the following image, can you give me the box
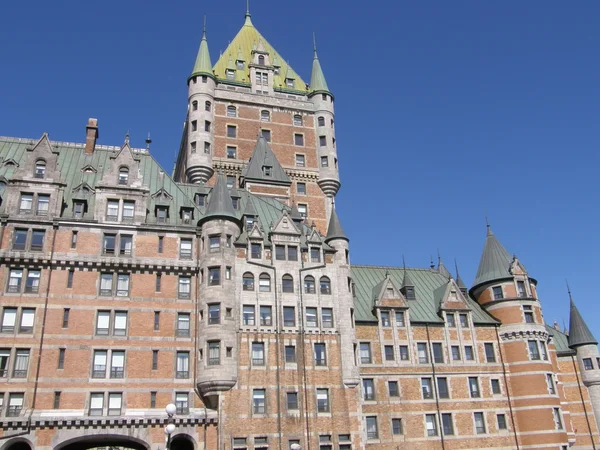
[170,434,195,450]
[1,439,33,450]
[54,434,149,450]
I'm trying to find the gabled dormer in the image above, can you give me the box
[71,182,95,219]
[271,211,301,237]
[372,274,408,310]
[436,278,471,312]
[98,140,143,189]
[13,133,61,182]
[151,188,173,224]
[400,264,417,300]
[240,136,291,196]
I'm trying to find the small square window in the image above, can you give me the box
[294,134,304,146]
[295,154,305,167]
[320,156,328,167]
[261,129,271,142]
[227,146,237,159]
[492,286,503,300]
[319,136,327,147]
[227,125,237,138]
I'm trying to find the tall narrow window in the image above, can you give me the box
[360,343,372,364]
[114,311,127,336]
[0,350,9,377]
[34,160,46,178]
[469,377,480,398]
[30,231,45,251]
[62,308,70,328]
[553,408,563,429]
[179,276,191,299]
[177,313,190,337]
[176,392,189,414]
[314,343,327,366]
[523,305,534,323]
[7,270,23,293]
[425,414,438,436]
[118,167,129,185]
[258,273,270,292]
[316,389,330,412]
[260,306,272,326]
[89,393,104,416]
[363,379,375,400]
[19,309,34,332]
[442,414,454,435]
[58,348,65,369]
[13,350,30,378]
[306,307,318,327]
[283,307,295,327]
[122,201,135,222]
[108,393,122,416]
[207,342,220,366]
[54,391,61,409]
[366,416,378,440]
[92,350,107,378]
[253,389,266,414]
[67,269,74,288]
[7,393,24,417]
[485,343,496,362]
[252,342,265,366]
[110,351,125,378]
[528,340,540,360]
[176,351,190,376]
[19,194,33,213]
[421,378,433,399]
[243,305,255,326]
[474,412,486,434]
[417,343,429,364]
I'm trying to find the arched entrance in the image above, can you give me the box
[1,440,33,450]
[170,434,195,450]
[54,435,149,450]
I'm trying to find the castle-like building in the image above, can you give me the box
[0,9,598,450]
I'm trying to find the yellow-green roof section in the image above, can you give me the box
[212,13,308,91]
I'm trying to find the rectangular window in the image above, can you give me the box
[306,307,318,327]
[13,229,27,250]
[18,309,34,333]
[297,182,306,195]
[1,308,17,332]
[114,311,127,336]
[360,343,372,364]
[485,343,496,362]
[13,350,29,378]
[314,343,327,366]
[178,276,191,299]
[295,154,305,167]
[73,201,85,218]
[465,345,474,360]
[204,120,211,132]
[207,342,220,366]
[157,236,164,253]
[89,393,104,416]
[391,418,403,435]
[62,308,70,328]
[19,193,33,213]
[243,305,255,326]
[67,269,74,288]
[474,412,486,434]
[425,414,438,436]
[36,195,50,215]
[421,378,432,399]
[96,311,110,335]
[446,313,456,328]
[497,413,507,430]
[442,413,454,435]
[115,274,130,296]
[208,267,220,286]
[180,239,192,259]
[152,350,158,370]
[491,379,501,394]
[384,346,394,361]
[108,393,122,416]
[584,358,594,370]
[57,348,65,369]
[363,379,375,401]
[208,304,220,324]
[287,392,298,410]
[366,416,378,440]
[261,129,271,142]
[517,280,526,297]
[285,345,296,363]
[110,351,125,378]
[176,392,189,414]
[451,345,461,361]
[294,134,304,146]
[492,286,503,300]
[388,380,399,397]
[260,306,272,326]
[150,391,157,409]
[321,308,333,328]
[417,343,429,364]
[71,231,78,248]
[437,377,449,399]
[252,342,265,366]
[176,351,190,376]
[310,248,321,263]
[399,345,409,361]
[122,201,135,222]
[23,270,40,294]
[432,343,444,363]
[0,350,9,377]
[395,311,405,327]
[177,313,190,337]
[253,389,266,414]
[553,408,563,429]
[283,307,295,327]
[320,156,328,167]
[275,245,286,260]
[316,389,329,413]
[251,243,262,259]
[523,305,535,323]
[226,146,237,159]
[227,125,237,138]
[92,350,107,378]
[155,273,162,292]
[30,230,45,251]
[119,235,132,256]
[154,311,160,331]
[319,136,327,147]
[459,313,469,327]
[298,204,307,218]
[540,341,548,360]
[54,391,61,409]
[380,311,390,327]
[547,373,556,395]
[528,340,540,360]
[469,377,480,398]
[103,234,116,255]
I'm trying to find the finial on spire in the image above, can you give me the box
[485,216,493,236]
[454,258,460,279]
[244,0,253,25]
[313,32,318,57]
[124,130,130,145]
[430,255,435,270]
[437,248,441,265]
[202,16,207,38]
[145,133,152,151]
[402,255,406,271]
[566,279,573,302]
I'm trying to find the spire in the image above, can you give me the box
[200,172,238,224]
[241,135,291,186]
[243,196,257,217]
[190,18,214,79]
[325,206,348,243]
[455,259,467,290]
[568,290,598,348]
[244,0,253,26]
[309,34,330,94]
[401,256,415,291]
[437,250,451,279]
[472,223,513,289]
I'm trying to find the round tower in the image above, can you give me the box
[308,42,340,200]
[186,26,216,183]
[568,296,600,431]
[196,173,241,406]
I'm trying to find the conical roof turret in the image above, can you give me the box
[437,252,451,279]
[472,224,513,289]
[200,173,238,224]
[325,207,348,243]
[190,24,214,80]
[309,37,330,94]
[568,292,598,348]
[241,135,291,186]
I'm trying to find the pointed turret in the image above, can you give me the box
[310,38,330,95]
[437,251,451,279]
[241,136,291,187]
[568,296,598,348]
[472,224,513,289]
[190,24,214,80]
[200,173,238,224]
[400,257,416,300]
[455,259,468,296]
[325,206,348,243]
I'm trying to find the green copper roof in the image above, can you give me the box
[202,172,237,223]
[310,48,330,94]
[568,298,598,348]
[472,225,513,289]
[242,136,291,186]
[325,207,348,243]
[546,324,573,355]
[212,15,308,90]
[351,265,498,324]
[191,29,214,78]
[437,258,451,280]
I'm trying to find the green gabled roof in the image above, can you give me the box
[309,48,330,94]
[201,172,237,223]
[437,258,451,280]
[546,324,574,355]
[351,265,498,325]
[325,207,348,243]
[568,299,598,348]
[242,136,291,186]
[191,29,214,79]
[212,15,308,90]
[472,225,513,289]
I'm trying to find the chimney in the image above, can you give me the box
[85,118,99,155]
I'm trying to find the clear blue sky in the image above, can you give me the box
[1,1,599,338]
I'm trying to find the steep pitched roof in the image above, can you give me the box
[325,207,348,243]
[201,172,237,223]
[190,28,214,79]
[241,136,291,186]
[211,14,308,91]
[310,47,330,94]
[472,225,513,288]
[568,298,598,348]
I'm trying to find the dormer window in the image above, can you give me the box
[246,217,255,231]
[256,72,268,86]
[73,201,85,219]
[156,206,168,224]
[274,67,280,75]
[262,166,272,177]
[404,287,415,300]
[34,160,46,179]
[226,69,235,80]
[236,60,244,70]
[260,110,270,122]
[195,194,206,207]
[181,209,193,224]
[118,167,129,185]
[286,79,294,88]
[226,176,235,188]
[232,197,239,210]
[258,55,265,65]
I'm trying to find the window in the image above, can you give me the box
[387,381,399,398]
[292,133,305,147]
[363,379,375,400]
[287,392,298,410]
[208,304,220,324]
[19,194,33,213]
[469,377,480,398]
[13,229,27,250]
[177,313,190,337]
[320,276,331,294]
[110,351,125,378]
[421,378,432,399]
[227,125,237,138]
[173,392,188,414]
[384,346,394,361]
[425,414,438,436]
[285,345,296,363]
[296,183,307,196]
[540,341,548,360]
[226,69,235,79]
[261,129,271,142]
[118,167,129,185]
[523,305,534,323]
[404,286,415,300]
[92,350,107,378]
[528,340,540,360]
[465,345,474,360]
[203,120,211,132]
[259,273,271,292]
[13,350,29,378]
[295,154,305,167]
[442,413,454,435]
[446,313,456,328]
[73,201,85,218]
[491,379,501,394]
[31,230,45,251]
[95,311,110,335]
[314,343,327,366]
[155,273,162,292]
[1,308,17,332]
[203,141,211,154]
[119,235,132,256]
[251,243,262,259]
[226,175,235,188]
[282,274,294,293]
[497,414,507,430]
[34,160,46,178]
[485,343,496,363]
[274,245,286,261]
[360,343,372,364]
[583,358,594,370]
[298,204,307,218]
[19,309,34,333]
[24,271,40,294]
[122,201,134,222]
[176,351,190,376]
[62,308,70,328]
[191,100,198,111]
[208,267,221,286]
[226,145,237,159]
[261,110,270,121]
[380,311,391,327]
[286,78,294,88]
[7,393,24,417]
[319,136,327,147]
[103,234,116,255]
[553,408,563,429]
[317,116,325,127]
[0,350,9,378]
[227,105,237,117]
[190,141,196,153]
[89,393,104,416]
[451,346,461,361]
[283,307,295,327]
[107,393,122,416]
[399,345,409,361]
[395,311,405,327]
[492,286,503,299]
[67,269,74,289]
[304,276,316,293]
[474,412,486,434]
[252,342,265,366]
[243,305,255,326]
[234,438,248,450]
[547,373,556,395]
[253,389,266,414]
[517,280,527,297]
[260,306,272,326]
[321,308,333,328]
[432,343,444,363]
[114,311,127,335]
[54,391,61,409]
[316,389,330,412]
[320,156,328,167]
[364,416,378,440]
[437,377,449,399]
[152,350,158,370]
[37,194,49,215]
[417,343,429,364]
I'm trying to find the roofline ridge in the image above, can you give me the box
[350,264,433,271]
[0,136,150,153]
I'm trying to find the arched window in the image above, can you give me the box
[118,167,129,185]
[205,101,211,112]
[318,116,325,127]
[258,55,265,65]
[320,276,331,295]
[259,273,271,292]
[260,110,270,122]
[227,105,237,117]
[304,276,316,294]
[192,100,198,111]
[293,115,302,126]
[243,272,255,291]
[282,274,294,293]
[34,160,46,179]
